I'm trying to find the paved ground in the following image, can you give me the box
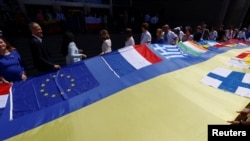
[9,32,142,76]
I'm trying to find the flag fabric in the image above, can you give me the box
[199,40,219,48]
[201,67,250,97]
[177,41,208,56]
[225,50,250,68]
[0,83,11,116]
[149,44,187,59]
[1,42,250,141]
[228,39,250,45]
[102,45,162,77]
[198,40,221,51]
[11,61,99,119]
[212,39,247,48]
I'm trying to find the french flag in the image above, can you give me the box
[0,83,11,115]
[102,44,162,77]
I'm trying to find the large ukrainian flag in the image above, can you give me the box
[0,40,250,141]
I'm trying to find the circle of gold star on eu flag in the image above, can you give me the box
[40,73,75,98]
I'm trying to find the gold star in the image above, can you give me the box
[71,84,75,87]
[60,92,64,95]
[41,83,45,87]
[44,93,48,96]
[40,89,45,92]
[51,94,56,98]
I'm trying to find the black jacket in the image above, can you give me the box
[29,35,54,72]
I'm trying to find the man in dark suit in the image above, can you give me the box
[28,22,61,74]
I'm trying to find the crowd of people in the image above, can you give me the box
[1,20,250,82]
[140,23,250,45]
[1,19,250,125]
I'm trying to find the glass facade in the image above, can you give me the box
[55,0,109,4]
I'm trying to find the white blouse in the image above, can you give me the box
[125,36,135,47]
[66,42,83,65]
[102,39,112,53]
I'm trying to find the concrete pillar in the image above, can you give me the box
[216,0,231,26]
[109,0,113,15]
[223,0,250,28]
[17,0,27,16]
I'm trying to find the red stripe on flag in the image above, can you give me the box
[0,83,11,96]
[229,39,250,45]
[236,51,250,59]
[134,44,162,64]
[214,42,229,48]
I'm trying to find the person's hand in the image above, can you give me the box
[99,52,104,55]
[237,108,250,115]
[0,77,10,84]
[227,120,240,125]
[54,65,61,69]
[227,120,250,125]
[79,49,83,53]
[82,54,87,58]
[21,73,27,81]
[171,41,176,45]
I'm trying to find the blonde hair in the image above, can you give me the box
[100,29,110,40]
[156,28,163,36]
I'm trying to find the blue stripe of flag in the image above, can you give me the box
[102,52,136,77]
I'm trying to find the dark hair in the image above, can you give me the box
[0,37,16,51]
[186,27,193,34]
[125,28,133,39]
[28,22,37,31]
[61,32,74,56]
[141,22,149,30]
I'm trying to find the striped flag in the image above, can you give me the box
[0,83,11,116]
[102,45,162,77]
[201,67,250,97]
[149,44,187,59]
[178,41,207,56]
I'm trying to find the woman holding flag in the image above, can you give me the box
[0,38,27,83]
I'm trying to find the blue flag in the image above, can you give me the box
[12,61,99,119]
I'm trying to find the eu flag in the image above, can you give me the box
[12,61,99,119]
